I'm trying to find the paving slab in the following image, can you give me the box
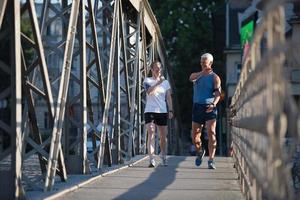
[52,156,244,200]
[25,155,148,200]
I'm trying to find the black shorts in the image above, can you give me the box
[192,103,217,124]
[144,112,168,126]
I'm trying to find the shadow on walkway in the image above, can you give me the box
[113,156,186,200]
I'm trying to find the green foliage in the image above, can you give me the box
[149,0,225,125]
[21,17,35,65]
[0,16,35,65]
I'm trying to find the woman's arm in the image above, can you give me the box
[166,89,173,119]
[145,77,164,95]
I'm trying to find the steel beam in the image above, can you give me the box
[0,0,7,30]
[20,0,67,189]
[0,1,24,199]
[45,0,80,191]
[85,0,107,165]
[0,0,181,196]
[97,0,119,169]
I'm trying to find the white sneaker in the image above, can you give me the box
[148,158,156,168]
[160,154,168,166]
[162,157,168,166]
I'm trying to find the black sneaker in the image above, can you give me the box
[195,149,205,166]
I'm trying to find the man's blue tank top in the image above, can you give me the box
[193,72,215,104]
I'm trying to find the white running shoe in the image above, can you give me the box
[148,158,156,168]
[160,154,168,166]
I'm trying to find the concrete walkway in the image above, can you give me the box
[54,156,244,200]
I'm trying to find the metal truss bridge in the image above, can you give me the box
[0,0,300,200]
[0,0,181,198]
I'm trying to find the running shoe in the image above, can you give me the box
[162,156,168,166]
[159,153,168,167]
[159,154,168,166]
[148,158,156,168]
[195,149,205,166]
[208,159,216,169]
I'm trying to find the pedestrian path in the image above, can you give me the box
[53,156,244,200]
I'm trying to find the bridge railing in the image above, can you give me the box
[0,0,182,198]
[229,0,300,199]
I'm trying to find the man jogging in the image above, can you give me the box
[189,53,221,169]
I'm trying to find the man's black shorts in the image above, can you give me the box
[192,103,217,124]
[144,112,168,126]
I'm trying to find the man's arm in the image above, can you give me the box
[206,74,221,113]
[189,72,202,82]
[211,74,221,107]
[166,89,173,119]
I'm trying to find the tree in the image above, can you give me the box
[149,0,226,128]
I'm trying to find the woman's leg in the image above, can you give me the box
[157,125,167,156]
[146,122,156,159]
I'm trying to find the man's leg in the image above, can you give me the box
[192,122,203,152]
[206,119,217,169]
[146,122,156,167]
[192,122,205,166]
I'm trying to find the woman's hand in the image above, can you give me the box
[158,76,165,85]
[168,111,174,119]
[146,77,164,95]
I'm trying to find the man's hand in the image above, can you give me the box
[189,72,202,82]
[206,103,215,113]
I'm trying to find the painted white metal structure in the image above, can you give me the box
[0,0,182,199]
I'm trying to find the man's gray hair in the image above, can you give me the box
[201,53,213,62]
